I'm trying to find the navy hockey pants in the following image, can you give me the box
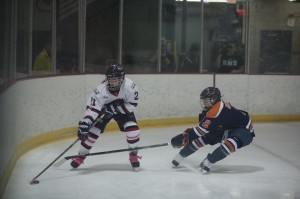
[228,128,254,149]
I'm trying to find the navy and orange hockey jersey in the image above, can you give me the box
[194,101,254,136]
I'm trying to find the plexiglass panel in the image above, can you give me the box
[32,0,53,76]
[173,0,202,73]
[85,0,120,73]
[56,0,79,74]
[2,0,300,82]
[123,0,159,73]
[203,1,246,74]
[16,0,31,78]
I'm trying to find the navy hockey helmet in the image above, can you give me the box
[200,87,221,110]
[106,64,125,91]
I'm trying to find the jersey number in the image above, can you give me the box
[134,92,139,100]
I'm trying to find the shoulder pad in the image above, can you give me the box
[206,101,224,118]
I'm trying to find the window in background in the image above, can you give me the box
[56,0,79,74]
[1,0,13,86]
[16,0,31,78]
[32,0,53,76]
[160,0,178,73]
[123,0,159,73]
[85,0,120,73]
[204,1,247,73]
[173,0,202,73]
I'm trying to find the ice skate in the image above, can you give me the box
[172,154,184,166]
[199,158,212,174]
[70,156,86,168]
[129,151,142,171]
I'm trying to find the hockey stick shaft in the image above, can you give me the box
[64,142,170,160]
[29,138,80,184]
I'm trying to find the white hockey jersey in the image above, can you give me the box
[82,77,138,125]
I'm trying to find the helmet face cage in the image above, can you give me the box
[107,77,123,91]
[200,87,221,110]
[106,64,125,91]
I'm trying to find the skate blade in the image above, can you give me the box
[199,168,209,175]
[132,167,139,172]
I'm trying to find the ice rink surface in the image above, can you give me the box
[3,122,300,199]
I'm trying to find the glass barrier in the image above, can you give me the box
[56,0,79,74]
[0,0,11,88]
[85,0,120,73]
[122,0,159,73]
[16,0,31,79]
[171,0,202,73]
[32,0,53,76]
[203,1,246,74]
[1,0,300,85]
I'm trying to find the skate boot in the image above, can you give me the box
[172,154,184,167]
[199,158,212,174]
[70,156,86,168]
[129,151,142,171]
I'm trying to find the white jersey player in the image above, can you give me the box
[71,64,141,170]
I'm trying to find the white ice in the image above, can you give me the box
[3,122,300,199]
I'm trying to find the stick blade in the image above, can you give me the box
[30,178,40,185]
[52,158,67,167]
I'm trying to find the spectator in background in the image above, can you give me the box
[178,42,200,73]
[33,42,52,71]
[215,42,244,73]
[161,38,175,73]
[149,37,176,73]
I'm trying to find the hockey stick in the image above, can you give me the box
[54,142,170,167]
[29,138,80,185]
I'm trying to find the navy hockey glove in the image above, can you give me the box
[171,128,192,148]
[77,121,90,141]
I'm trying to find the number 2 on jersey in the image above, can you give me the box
[202,119,211,128]
[91,97,96,106]
[134,92,139,100]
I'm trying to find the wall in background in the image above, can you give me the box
[1,74,300,188]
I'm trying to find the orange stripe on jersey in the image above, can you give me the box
[224,140,235,153]
[206,101,223,118]
[195,126,205,136]
[194,138,203,148]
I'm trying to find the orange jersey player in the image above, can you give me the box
[171,87,255,173]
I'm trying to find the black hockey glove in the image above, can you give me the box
[77,121,90,141]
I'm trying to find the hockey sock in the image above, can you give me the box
[124,122,140,149]
[207,145,229,164]
[207,137,239,163]
[79,127,101,155]
[179,143,197,157]
[179,136,207,157]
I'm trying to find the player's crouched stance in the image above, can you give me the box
[71,64,141,171]
[171,87,255,173]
